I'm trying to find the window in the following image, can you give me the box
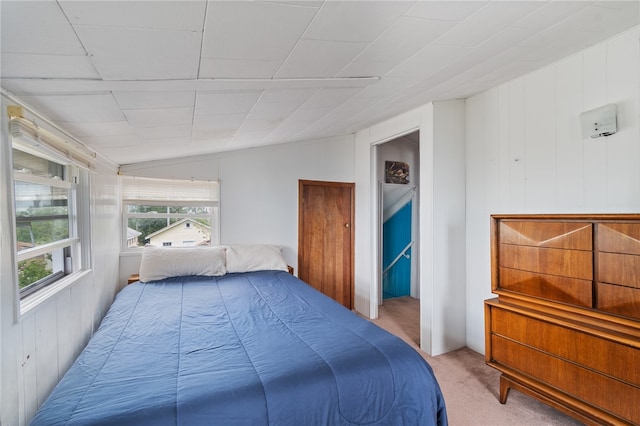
[121,176,219,249]
[10,116,92,300]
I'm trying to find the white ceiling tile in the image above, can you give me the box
[256,1,323,7]
[1,53,99,79]
[520,24,596,48]
[304,2,412,42]
[59,1,206,31]
[1,0,637,165]
[388,44,470,79]
[192,129,236,142]
[512,2,590,29]
[82,134,143,148]
[259,89,317,104]
[248,102,302,121]
[123,107,193,127]
[466,46,534,73]
[57,121,133,138]
[196,91,262,115]
[353,77,413,100]
[350,17,456,64]
[201,2,317,61]
[1,1,85,55]
[433,2,543,47]
[240,119,280,132]
[193,113,246,126]
[134,125,192,140]
[337,61,397,78]
[276,39,368,78]
[404,1,488,22]
[19,94,124,123]
[192,114,246,135]
[199,58,282,79]
[283,107,333,124]
[233,129,271,141]
[74,26,201,80]
[114,91,195,109]
[303,88,363,109]
[558,4,639,34]
[100,139,196,164]
[461,25,555,73]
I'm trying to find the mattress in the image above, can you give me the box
[31,270,447,425]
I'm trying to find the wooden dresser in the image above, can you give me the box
[485,214,640,425]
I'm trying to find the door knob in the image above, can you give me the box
[345,223,350,228]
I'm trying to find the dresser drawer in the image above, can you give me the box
[489,306,640,385]
[499,244,592,280]
[490,335,640,424]
[499,221,592,250]
[498,267,592,307]
[596,282,640,321]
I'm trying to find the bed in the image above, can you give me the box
[30,245,447,425]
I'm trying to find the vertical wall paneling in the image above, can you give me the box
[524,67,557,211]
[354,129,373,317]
[0,96,18,424]
[508,78,526,210]
[56,289,77,375]
[497,85,511,211]
[465,94,493,352]
[431,100,466,355]
[555,55,585,210]
[90,163,121,328]
[484,88,501,212]
[606,30,640,210]
[34,301,59,407]
[465,27,640,354]
[582,44,609,211]
[19,314,36,425]
[419,103,435,355]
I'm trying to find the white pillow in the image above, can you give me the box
[139,246,227,283]
[225,245,288,273]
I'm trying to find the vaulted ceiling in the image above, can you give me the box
[1,1,638,165]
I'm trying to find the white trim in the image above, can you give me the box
[16,238,79,262]
[19,270,91,317]
[13,171,74,189]
[6,76,380,93]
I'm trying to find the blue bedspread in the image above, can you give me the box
[31,271,447,425]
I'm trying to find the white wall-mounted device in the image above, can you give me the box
[580,103,617,139]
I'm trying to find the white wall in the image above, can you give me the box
[119,135,355,284]
[0,103,120,426]
[465,27,640,354]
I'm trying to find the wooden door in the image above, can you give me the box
[298,180,354,309]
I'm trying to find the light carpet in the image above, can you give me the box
[367,296,583,426]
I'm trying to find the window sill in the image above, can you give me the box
[19,270,92,318]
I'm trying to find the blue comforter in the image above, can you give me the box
[31,271,447,425]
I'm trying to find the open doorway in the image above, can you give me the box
[375,130,420,345]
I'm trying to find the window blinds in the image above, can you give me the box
[121,176,219,204]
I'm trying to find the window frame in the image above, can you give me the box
[120,176,220,251]
[6,118,92,314]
